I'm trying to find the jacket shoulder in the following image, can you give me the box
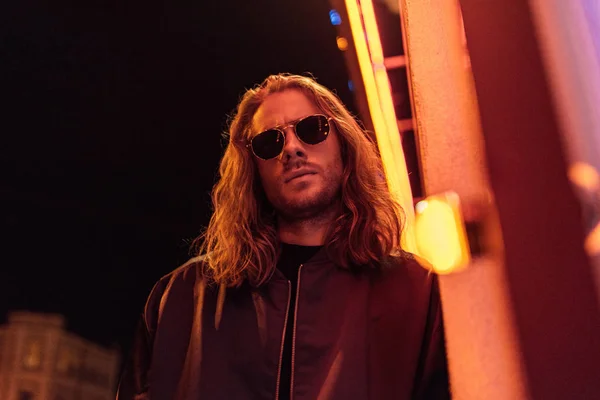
[372,251,440,306]
[142,255,212,333]
[379,251,435,280]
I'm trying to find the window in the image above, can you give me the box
[55,348,71,373]
[55,345,81,377]
[22,339,42,370]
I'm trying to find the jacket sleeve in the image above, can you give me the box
[115,314,153,400]
[413,276,452,399]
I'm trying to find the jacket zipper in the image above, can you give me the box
[275,280,292,400]
[289,264,303,400]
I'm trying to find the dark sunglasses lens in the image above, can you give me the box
[296,115,330,144]
[252,129,283,159]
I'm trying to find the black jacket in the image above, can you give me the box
[116,249,450,399]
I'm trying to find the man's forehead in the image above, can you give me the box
[251,90,320,134]
[251,109,286,133]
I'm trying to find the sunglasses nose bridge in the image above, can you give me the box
[281,123,302,146]
[277,125,306,161]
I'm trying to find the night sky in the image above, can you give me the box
[1,0,358,362]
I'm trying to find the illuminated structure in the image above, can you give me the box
[328,1,419,253]
[327,0,600,398]
[0,311,120,400]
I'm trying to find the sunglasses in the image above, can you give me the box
[247,114,333,160]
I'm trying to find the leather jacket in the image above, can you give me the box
[116,249,450,399]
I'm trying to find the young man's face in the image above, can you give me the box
[251,89,344,220]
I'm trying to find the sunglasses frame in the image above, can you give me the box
[246,114,334,160]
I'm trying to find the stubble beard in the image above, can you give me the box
[274,175,343,224]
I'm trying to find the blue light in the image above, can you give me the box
[329,9,342,26]
[348,80,355,92]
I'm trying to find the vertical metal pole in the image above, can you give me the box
[398,0,530,398]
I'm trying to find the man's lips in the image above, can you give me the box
[284,169,317,183]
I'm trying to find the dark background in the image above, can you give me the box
[0,0,358,363]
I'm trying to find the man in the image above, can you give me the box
[117,73,450,399]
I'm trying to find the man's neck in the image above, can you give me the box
[277,210,335,246]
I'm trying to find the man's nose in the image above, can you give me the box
[280,127,306,162]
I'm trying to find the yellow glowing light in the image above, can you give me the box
[336,36,349,51]
[415,200,428,214]
[567,162,600,255]
[568,162,600,191]
[344,0,417,253]
[23,340,42,369]
[415,192,471,274]
[586,222,600,256]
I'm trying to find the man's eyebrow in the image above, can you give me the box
[262,115,306,132]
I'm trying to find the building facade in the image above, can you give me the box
[0,311,120,400]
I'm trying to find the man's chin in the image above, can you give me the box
[275,195,338,221]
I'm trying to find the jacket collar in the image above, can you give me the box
[252,245,333,288]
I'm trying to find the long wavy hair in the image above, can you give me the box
[194,73,405,287]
